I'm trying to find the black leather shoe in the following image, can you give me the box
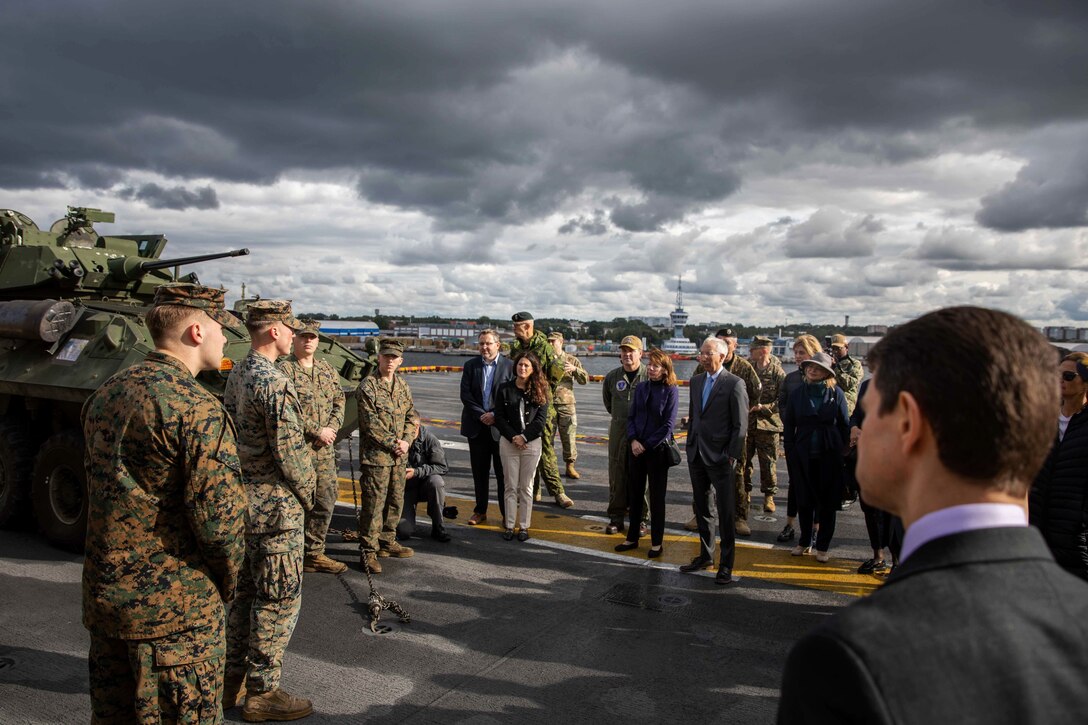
[614,541,638,552]
[431,528,451,543]
[715,567,733,585]
[776,524,796,542]
[679,556,713,573]
[648,546,664,559]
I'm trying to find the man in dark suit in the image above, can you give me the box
[683,336,749,585]
[778,306,1088,724]
[460,329,513,526]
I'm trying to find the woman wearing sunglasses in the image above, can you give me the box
[1029,352,1088,581]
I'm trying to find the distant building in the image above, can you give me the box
[1043,326,1088,342]
[317,319,380,337]
[628,316,671,327]
[866,324,888,335]
[661,277,699,358]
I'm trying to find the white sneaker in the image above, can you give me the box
[791,545,812,556]
[815,550,830,563]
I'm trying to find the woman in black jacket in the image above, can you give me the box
[781,352,850,563]
[776,334,823,543]
[1029,352,1088,580]
[493,351,550,542]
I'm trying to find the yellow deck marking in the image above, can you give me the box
[335,482,879,598]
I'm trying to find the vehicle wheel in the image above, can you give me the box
[31,430,88,552]
[0,419,34,528]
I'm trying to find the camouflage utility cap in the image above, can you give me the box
[547,332,564,342]
[379,338,404,357]
[511,311,534,322]
[830,333,849,349]
[297,318,321,336]
[751,335,773,349]
[151,282,239,328]
[247,299,303,330]
[619,335,643,351]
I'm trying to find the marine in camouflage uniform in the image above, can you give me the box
[547,331,588,478]
[276,319,346,574]
[830,333,864,415]
[81,283,246,725]
[223,300,316,720]
[510,312,573,507]
[744,336,785,513]
[602,336,649,531]
[356,338,419,571]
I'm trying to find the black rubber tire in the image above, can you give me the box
[0,419,34,529]
[31,430,88,552]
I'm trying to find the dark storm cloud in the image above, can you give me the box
[117,183,219,211]
[559,210,609,236]
[2,0,1087,233]
[784,209,882,258]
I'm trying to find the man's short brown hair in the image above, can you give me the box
[478,329,499,343]
[866,306,1057,496]
[145,305,201,346]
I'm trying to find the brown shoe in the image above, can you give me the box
[222,676,247,710]
[735,518,752,537]
[361,551,382,574]
[467,512,486,526]
[555,493,574,509]
[534,487,543,502]
[565,463,580,480]
[303,553,347,574]
[380,540,414,558]
[684,516,699,532]
[241,688,313,722]
[763,495,776,513]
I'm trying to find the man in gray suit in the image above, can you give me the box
[682,336,749,584]
[460,329,514,526]
[779,306,1088,724]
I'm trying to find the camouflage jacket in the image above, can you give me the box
[603,363,649,429]
[224,349,316,534]
[832,354,864,414]
[357,370,418,467]
[750,356,786,432]
[553,351,588,406]
[276,355,345,459]
[703,355,763,412]
[81,352,246,639]
[511,331,565,389]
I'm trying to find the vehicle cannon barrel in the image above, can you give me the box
[0,299,77,342]
[108,248,250,281]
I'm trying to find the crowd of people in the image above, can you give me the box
[78,287,1088,723]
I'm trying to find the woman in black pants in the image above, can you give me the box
[616,348,679,557]
[777,334,823,543]
[850,379,893,573]
[781,351,850,562]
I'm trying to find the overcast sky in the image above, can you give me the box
[3,0,1088,326]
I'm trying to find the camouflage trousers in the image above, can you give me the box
[304,451,338,556]
[552,401,578,464]
[225,529,303,694]
[357,463,406,552]
[606,421,649,524]
[734,436,752,521]
[533,410,566,497]
[743,429,779,496]
[89,612,225,724]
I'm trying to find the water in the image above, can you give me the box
[402,351,798,381]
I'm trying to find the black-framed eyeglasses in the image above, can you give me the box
[1061,371,1080,382]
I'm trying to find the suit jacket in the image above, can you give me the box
[686,369,748,466]
[459,354,514,439]
[778,526,1088,725]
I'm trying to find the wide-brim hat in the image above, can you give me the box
[800,351,836,376]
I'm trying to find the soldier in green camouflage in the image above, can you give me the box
[224,300,316,722]
[510,311,574,508]
[81,283,246,725]
[744,336,786,514]
[830,333,864,414]
[277,319,347,575]
[603,335,649,534]
[547,331,588,479]
[356,337,419,573]
[685,328,761,535]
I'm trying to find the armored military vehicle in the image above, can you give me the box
[0,206,372,550]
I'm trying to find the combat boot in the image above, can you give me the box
[303,553,347,574]
[222,676,247,710]
[565,462,580,480]
[763,495,776,513]
[735,518,752,537]
[361,551,382,574]
[241,688,313,722]
[684,515,699,532]
[554,493,574,509]
[380,540,414,558]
